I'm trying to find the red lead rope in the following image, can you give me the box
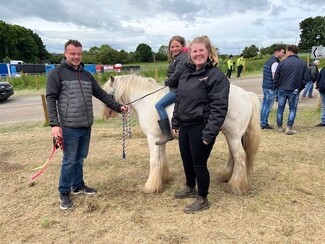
[30,137,63,181]
[30,146,57,181]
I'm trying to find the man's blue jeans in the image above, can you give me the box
[302,81,313,97]
[260,88,276,127]
[59,127,91,193]
[276,90,299,127]
[319,91,325,124]
[155,91,176,120]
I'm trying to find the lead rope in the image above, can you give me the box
[122,109,132,159]
[119,86,167,158]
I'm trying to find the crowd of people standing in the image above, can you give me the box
[226,54,246,79]
[260,44,324,133]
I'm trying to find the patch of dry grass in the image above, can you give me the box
[0,107,324,243]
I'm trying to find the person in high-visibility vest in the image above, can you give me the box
[236,54,245,78]
[226,55,234,78]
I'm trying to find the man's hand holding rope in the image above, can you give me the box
[120,105,130,114]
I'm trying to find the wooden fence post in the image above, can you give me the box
[41,94,49,125]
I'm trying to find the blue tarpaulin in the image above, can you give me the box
[0,63,10,77]
[84,64,96,74]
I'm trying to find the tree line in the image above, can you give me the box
[1,16,324,64]
[0,20,50,63]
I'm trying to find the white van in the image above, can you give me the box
[10,60,25,65]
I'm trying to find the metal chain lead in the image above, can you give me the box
[127,109,131,137]
[122,109,132,159]
[122,113,127,159]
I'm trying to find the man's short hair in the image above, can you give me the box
[65,40,82,50]
[286,45,299,54]
[274,45,285,52]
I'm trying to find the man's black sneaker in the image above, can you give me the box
[59,192,73,210]
[72,185,97,195]
[261,124,274,130]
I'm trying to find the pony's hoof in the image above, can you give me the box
[216,173,231,183]
[224,183,248,196]
[142,185,163,194]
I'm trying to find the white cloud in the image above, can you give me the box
[0,0,324,54]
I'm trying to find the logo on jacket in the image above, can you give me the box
[199,76,209,81]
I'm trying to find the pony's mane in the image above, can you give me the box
[113,74,161,104]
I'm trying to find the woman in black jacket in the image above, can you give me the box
[172,36,230,213]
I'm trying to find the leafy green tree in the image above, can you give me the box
[88,46,101,54]
[135,43,153,62]
[82,53,97,64]
[15,26,39,62]
[299,16,325,51]
[50,54,64,64]
[118,50,129,63]
[127,52,136,63]
[0,21,19,60]
[0,21,10,60]
[155,45,168,61]
[88,44,127,64]
[260,43,287,55]
[0,21,50,63]
[31,32,50,61]
[242,45,259,58]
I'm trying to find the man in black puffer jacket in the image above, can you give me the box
[274,45,310,135]
[46,40,129,210]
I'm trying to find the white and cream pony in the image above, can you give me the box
[103,74,261,195]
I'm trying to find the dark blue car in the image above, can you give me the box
[0,81,14,101]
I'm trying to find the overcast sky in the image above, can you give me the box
[1,0,324,55]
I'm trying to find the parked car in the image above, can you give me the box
[0,81,14,101]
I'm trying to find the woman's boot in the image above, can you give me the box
[155,119,174,145]
[183,196,210,213]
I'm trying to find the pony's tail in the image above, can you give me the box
[243,92,261,174]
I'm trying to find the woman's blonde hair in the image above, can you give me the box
[167,35,186,59]
[189,36,218,66]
